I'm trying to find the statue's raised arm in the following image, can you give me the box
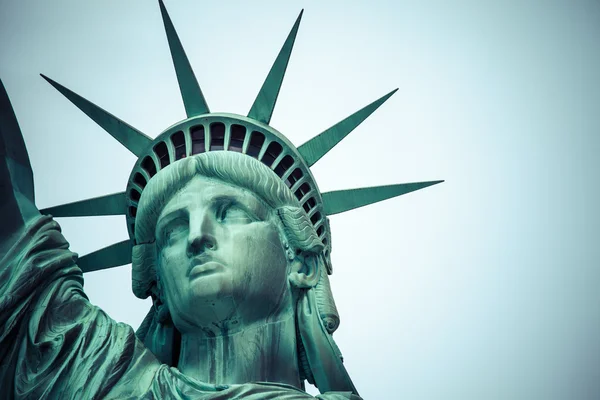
[0,79,165,398]
[0,79,156,397]
[1,3,443,399]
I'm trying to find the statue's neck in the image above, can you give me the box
[177,311,302,388]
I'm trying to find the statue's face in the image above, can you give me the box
[155,175,290,333]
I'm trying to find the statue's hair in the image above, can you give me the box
[132,152,340,356]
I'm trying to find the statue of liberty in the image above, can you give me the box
[0,2,442,398]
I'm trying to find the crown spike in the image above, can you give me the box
[78,240,132,273]
[40,74,152,157]
[159,0,210,117]
[322,180,444,216]
[298,88,398,167]
[247,10,303,124]
[40,192,126,217]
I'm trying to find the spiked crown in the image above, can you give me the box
[40,1,443,275]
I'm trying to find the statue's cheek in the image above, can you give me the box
[158,246,190,292]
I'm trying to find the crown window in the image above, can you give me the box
[230,124,245,153]
[190,125,206,154]
[210,123,225,151]
[141,156,157,177]
[247,131,265,158]
[171,131,186,160]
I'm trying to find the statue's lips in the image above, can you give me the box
[189,261,225,279]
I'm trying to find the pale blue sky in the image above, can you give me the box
[1,1,599,398]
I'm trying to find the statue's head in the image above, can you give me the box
[131,151,345,389]
[133,152,335,338]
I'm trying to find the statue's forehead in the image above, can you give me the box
[159,175,269,216]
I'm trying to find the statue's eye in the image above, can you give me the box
[217,202,254,224]
[163,218,187,245]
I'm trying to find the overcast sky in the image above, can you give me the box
[1,0,599,398]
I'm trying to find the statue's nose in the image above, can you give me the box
[187,211,217,255]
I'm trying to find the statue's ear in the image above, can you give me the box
[288,253,320,289]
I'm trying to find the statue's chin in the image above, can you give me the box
[175,295,239,334]
[187,269,233,301]
[172,269,295,335]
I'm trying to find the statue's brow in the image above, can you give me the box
[211,194,239,204]
[156,208,187,235]
[212,194,268,220]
